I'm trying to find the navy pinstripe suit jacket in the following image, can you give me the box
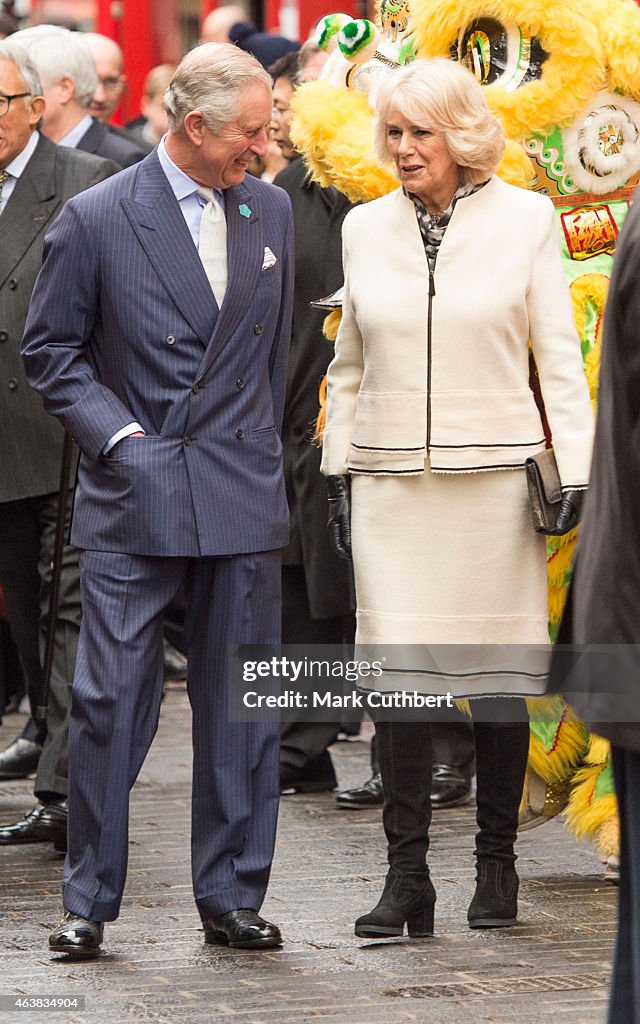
[21,150,294,557]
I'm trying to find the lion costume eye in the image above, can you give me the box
[380,0,409,43]
[456,17,548,91]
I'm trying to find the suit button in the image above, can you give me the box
[0,331,7,342]
[236,378,245,390]
[253,324,263,335]
[166,335,176,345]
[192,383,200,394]
[183,435,191,446]
[8,279,17,290]
[235,428,244,439]
[8,378,17,390]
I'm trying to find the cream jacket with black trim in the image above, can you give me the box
[320,176,594,483]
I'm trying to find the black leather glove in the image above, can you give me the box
[326,475,352,560]
[548,488,585,536]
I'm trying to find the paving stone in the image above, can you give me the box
[0,692,616,1024]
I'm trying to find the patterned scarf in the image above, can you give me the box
[406,180,489,271]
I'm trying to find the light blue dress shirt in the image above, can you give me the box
[0,130,39,213]
[156,134,225,247]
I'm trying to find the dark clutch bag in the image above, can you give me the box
[524,448,562,534]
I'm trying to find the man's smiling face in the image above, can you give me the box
[197,81,272,189]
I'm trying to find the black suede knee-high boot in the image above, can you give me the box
[355,720,436,938]
[468,699,529,928]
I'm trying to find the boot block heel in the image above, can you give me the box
[407,901,435,937]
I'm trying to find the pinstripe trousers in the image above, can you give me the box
[62,549,281,922]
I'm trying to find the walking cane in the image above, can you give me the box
[36,430,74,726]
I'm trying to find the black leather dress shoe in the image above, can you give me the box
[163,640,188,681]
[280,750,337,794]
[336,772,383,808]
[431,764,472,809]
[0,737,42,779]
[0,800,67,851]
[202,909,282,949]
[49,912,103,959]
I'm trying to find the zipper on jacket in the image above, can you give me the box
[427,259,435,453]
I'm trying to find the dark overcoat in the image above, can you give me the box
[274,158,355,620]
[0,134,116,501]
[77,118,146,168]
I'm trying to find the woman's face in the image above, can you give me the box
[385,107,460,210]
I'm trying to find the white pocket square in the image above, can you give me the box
[262,246,277,270]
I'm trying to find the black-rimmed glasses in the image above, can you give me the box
[0,93,32,117]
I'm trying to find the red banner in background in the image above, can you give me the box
[264,0,368,40]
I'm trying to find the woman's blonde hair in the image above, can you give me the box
[374,58,505,185]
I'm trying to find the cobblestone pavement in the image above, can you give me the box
[0,689,616,1024]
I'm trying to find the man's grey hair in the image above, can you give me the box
[164,42,271,133]
[13,26,97,108]
[0,39,43,99]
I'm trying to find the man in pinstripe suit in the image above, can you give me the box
[21,43,293,959]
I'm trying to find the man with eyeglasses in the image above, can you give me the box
[269,52,298,165]
[0,42,116,819]
[84,32,126,127]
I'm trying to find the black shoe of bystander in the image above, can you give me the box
[0,799,67,851]
[336,772,384,808]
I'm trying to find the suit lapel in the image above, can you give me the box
[76,119,102,155]
[197,179,263,377]
[121,152,216,347]
[0,135,61,290]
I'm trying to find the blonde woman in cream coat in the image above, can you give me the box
[321,59,594,940]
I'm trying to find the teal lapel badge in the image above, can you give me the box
[239,203,251,219]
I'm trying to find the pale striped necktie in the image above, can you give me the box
[0,170,9,213]
[197,187,227,308]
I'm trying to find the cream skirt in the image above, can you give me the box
[351,465,551,697]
